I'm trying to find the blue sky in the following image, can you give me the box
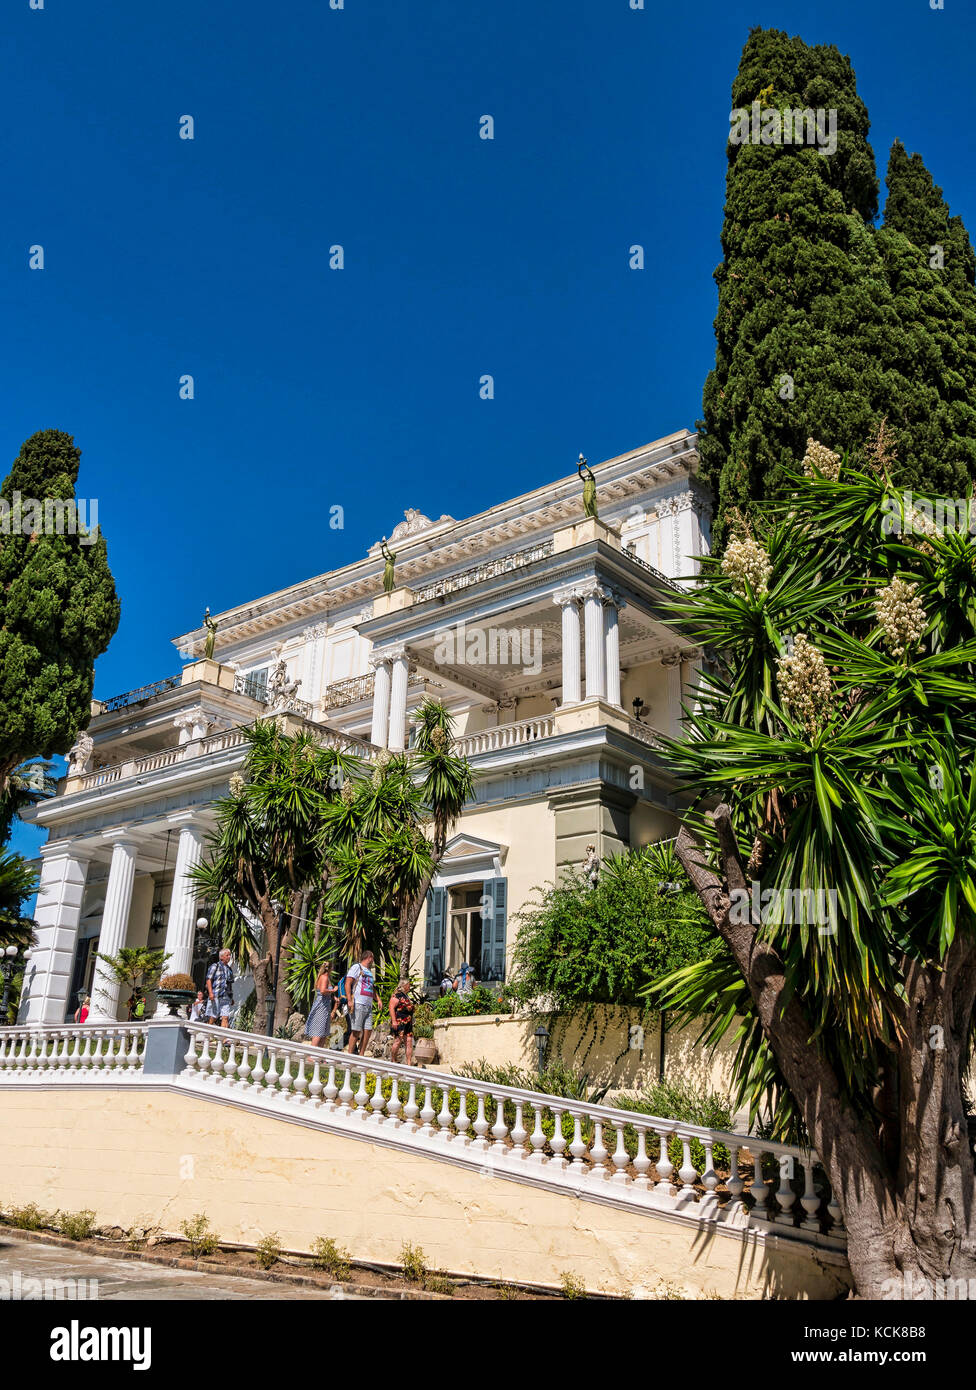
[4,0,975,856]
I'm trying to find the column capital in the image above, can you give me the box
[385,644,409,664]
[166,810,207,833]
[601,585,625,611]
[552,585,581,608]
[368,650,393,671]
[101,828,140,849]
[576,577,609,603]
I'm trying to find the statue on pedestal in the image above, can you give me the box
[267,648,303,714]
[583,844,600,891]
[67,730,94,777]
[379,538,397,594]
[203,608,218,661]
[578,454,598,520]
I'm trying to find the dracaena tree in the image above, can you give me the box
[654,430,976,1298]
[191,722,361,1033]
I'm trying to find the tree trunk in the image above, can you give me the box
[399,868,435,979]
[675,807,976,1298]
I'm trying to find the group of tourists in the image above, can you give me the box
[304,950,416,1064]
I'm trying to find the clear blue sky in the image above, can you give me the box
[5,0,975,857]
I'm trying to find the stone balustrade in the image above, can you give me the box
[0,1020,845,1253]
[453,715,556,758]
[177,1023,845,1248]
[0,1024,146,1078]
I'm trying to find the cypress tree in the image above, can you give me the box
[700,29,976,543]
[0,430,120,793]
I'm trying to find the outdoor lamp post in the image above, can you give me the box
[534,1023,548,1075]
[631,696,645,722]
[0,945,19,1023]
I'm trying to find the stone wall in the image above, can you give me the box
[0,1085,850,1300]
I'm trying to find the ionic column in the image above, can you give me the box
[369,653,392,748]
[18,843,91,1024]
[553,588,582,706]
[581,581,607,702]
[603,589,624,708]
[157,814,206,987]
[89,834,139,1021]
[388,647,410,751]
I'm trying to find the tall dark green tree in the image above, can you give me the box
[0,431,119,794]
[700,29,976,544]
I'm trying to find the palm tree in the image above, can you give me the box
[0,759,56,844]
[394,702,473,976]
[651,434,976,1297]
[191,722,362,1033]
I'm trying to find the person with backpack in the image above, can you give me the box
[345,950,377,1056]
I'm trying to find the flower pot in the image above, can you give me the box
[413,1038,438,1065]
[155,989,196,1020]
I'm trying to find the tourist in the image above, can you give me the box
[345,950,377,1056]
[206,949,235,1028]
[440,968,455,996]
[304,962,337,1048]
[389,979,415,1065]
[189,990,206,1022]
[74,995,90,1024]
[456,961,475,994]
[334,968,353,1049]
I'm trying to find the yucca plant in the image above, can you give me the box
[650,432,976,1298]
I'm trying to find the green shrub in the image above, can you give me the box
[400,1241,427,1283]
[8,1202,47,1231]
[432,985,509,1019]
[424,1274,455,1296]
[413,1001,435,1039]
[256,1232,281,1269]
[180,1213,219,1257]
[310,1236,351,1280]
[560,1271,587,1299]
[57,1210,96,1241]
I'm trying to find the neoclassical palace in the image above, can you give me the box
[20,431,710,1024]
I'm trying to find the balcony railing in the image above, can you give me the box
[413,539,554,605]
[72,722,380,794]
[100,676,181,713]
[453,714,555,758]
[322,669,426,711]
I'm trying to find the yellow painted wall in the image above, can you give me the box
[0,1085,850,1299]
[432,1007,739,1098]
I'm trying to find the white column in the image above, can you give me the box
[157,815,206,986]
[89,835,139,1021]
[369,654,392,748]
[18,843,90,1024]
[662,652,684,738]
[553,589,582,706]
[582,582,607,702]
[388,647,410,751]
[604,590,624,707]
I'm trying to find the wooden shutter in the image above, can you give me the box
[482,877,507,982]
[424,886,447,984]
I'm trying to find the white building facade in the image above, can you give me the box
[20,431,710,1023]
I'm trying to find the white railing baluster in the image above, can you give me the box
[404,1081,420,1125]
[775,1154,797,1225]
[491,1093,509,1146]
[799,1158,820,1230]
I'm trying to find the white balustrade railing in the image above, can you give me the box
[0,1024,146,1078]
[0,1020,844,1249]
[453,715,555,759]
[177,1023,844,1246]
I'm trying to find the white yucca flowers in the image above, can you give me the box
[776,633,834,737]
[874,577,927,657]
[721,533,772,599]
[801,438,842,481]
[228,772,246,798]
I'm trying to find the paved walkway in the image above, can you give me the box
[0,1233,365,1300]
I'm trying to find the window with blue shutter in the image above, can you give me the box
[481,877,507,982]
[424,886,447,985]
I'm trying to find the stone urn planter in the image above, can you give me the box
[155,974,197,1020]
[413,1037,438,1065]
